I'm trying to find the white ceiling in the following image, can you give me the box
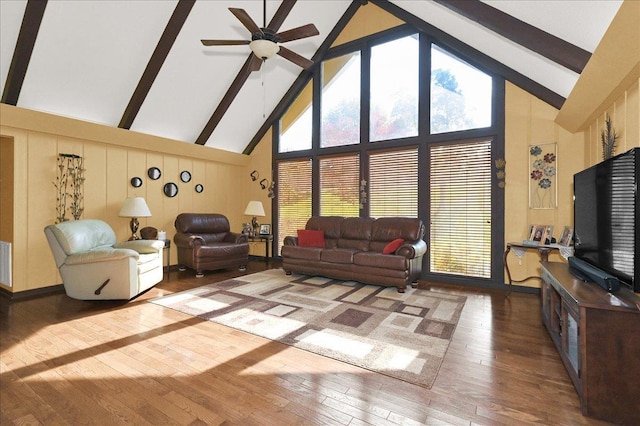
[0,0,624,154]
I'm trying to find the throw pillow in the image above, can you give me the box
[383,238,404,254]
[297,229,325,247]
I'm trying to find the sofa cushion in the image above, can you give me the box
[298,229,325,247]
[354,251,407,269]
[320,248,358,264]
[383,238,404,254]
[338,217,375,251]
[281,245,323,261]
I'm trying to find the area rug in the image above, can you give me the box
[150,269,466,388]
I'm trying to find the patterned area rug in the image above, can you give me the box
[150,269,466,388]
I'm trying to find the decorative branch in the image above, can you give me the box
[52,153,85,223]
[601,114,618,160]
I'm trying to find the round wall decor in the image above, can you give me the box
[195,184,204,193]
[130,177,143,188]
[148,167,161,180]
[163,182,178,197]
[180,170,191,183]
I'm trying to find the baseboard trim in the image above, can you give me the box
[0,284,65,301]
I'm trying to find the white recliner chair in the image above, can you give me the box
[44,219,164,300]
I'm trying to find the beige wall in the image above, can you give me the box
[504,84,585,287]
[0,104,253,293]
[583,79,640,166]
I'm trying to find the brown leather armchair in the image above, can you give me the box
[174,213,249,277]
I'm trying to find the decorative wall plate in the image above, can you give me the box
[130,177,143,188]
[148,167,161,180]
[163,182,178,197]
[180,170,191,183]
[195,184,204,193]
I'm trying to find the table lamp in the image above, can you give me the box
[244,201,265,236]
[119,197,152,240]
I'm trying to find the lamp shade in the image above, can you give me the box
[244,201,265,217]
[119,197,152,218]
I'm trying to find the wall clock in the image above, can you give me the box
[148,167,161,180]
[180,170,191,183]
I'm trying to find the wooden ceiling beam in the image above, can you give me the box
[434,0,591,74]
[119,0,195,129]
[1,0,47,105]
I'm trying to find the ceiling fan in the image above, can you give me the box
[201,1,319,71]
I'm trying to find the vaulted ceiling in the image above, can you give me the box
[0,0,623,155]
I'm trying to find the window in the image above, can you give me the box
[280,80,313,153]
[319,155,360,216]
[277,160,312,255]
[321,52,361,148]
[369,148,418,218]
[430,45,492,134]
[429,140,492,277]
[273,27,502,285]
[370,34,419,142]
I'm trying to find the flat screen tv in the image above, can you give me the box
[573,147,639,293]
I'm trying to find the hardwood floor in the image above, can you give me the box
[1,261,612,425]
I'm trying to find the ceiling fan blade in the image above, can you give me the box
[248,53,263,72]
[229,8,261,35]
[277,46,314,69]
[277,23,319,43]
[201,39,250,46]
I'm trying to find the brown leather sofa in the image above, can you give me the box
[281,216,426,292]
[174,213,249,277]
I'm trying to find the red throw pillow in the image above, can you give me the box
[297,229,325,248]
[383,238,404,254]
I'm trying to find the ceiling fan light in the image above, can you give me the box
[250,39,280,60]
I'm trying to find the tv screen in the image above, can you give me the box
[573,148,638,292]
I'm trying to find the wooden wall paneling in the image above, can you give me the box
[0,135,15,290]
[162,155,180,242]
[178,157,193,215]
[125,149,148,236]
[83,143,107,220]
[9,130,29,292]
[106,146,128,241]
[28,133,59,290]
[191,159,206,214]
[627,80,639,152]
[145,151,164,235]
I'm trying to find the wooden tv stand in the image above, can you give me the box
[540,262,640,424]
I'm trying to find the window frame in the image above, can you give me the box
[272,24,506,288]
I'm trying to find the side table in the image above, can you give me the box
[162,239,170,274]
[248,234,273,261]
[504,242,573,296]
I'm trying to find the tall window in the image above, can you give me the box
[321,52,361,148]
[369,148,418,218]
[320,155,360,216]
[430,45,492,134]
[274,27,502,285]
[429,140,492,277]
[370,35,419,141]
[277,160,312,255]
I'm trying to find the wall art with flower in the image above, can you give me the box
[529,143,557,209]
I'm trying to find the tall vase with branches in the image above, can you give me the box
[601,114,618,160]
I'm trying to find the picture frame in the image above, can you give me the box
[559,226,574,246]
[259,224,271,235]
[528,224,553,245]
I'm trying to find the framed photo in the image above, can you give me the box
[559,226,573,246]
[259,224,271,235]
[529,224,553,245]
